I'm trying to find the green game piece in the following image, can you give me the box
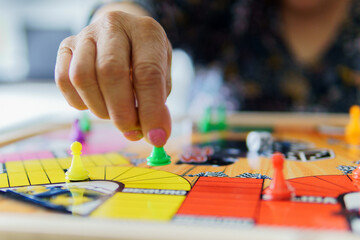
[147,147,171,166]
[216,106,227,130]
[79,112,91,132]
[198,107,212,133]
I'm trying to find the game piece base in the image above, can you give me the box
[146,159,171,167]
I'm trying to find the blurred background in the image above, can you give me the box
[0,0,99,82]
[0,0,198,133]
[0,0,99,132]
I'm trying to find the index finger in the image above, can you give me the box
[131,17,171,147]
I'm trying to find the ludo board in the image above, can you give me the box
[0,118,360,236]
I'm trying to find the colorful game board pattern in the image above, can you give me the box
[176,176,355,230]
[0,152,191,221]
[0,151,358,230]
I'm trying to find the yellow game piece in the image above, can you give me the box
[345,105,360,145]
[65,142,89,182]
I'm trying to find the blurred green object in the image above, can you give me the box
[147,147,171,166]
[199,107,212,133]
[217,106,227,130]
[198,106,228,133]
[79,112,91,132]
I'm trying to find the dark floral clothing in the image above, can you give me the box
[135,0,360,112]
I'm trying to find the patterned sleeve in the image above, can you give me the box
[132,0,238,64]
[132,0,183,48]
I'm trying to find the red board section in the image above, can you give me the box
[288,175,357,197]
[177,177,263,219]
[257,175,353,230]
[177,175,353,230]
[257,201,348,230]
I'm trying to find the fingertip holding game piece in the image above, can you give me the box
[66,142,89,182]
[263,152,294,201]
[147,146,171,166]
[148,128,167,147]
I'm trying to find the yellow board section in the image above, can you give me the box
[8,172,29,187]
[107,167,191,191]
[0,174,9,188]
[123,170,184,182]
[88,166,105,180]
[105,153,130,165]
[81,156,96,168]
[40,159,63,171]
[57,157,72,170]
[105,166,132,180]
[123,182,191,191]
[5,162,25,173]
[88,155,112,166]
[46,170,65,183]
[125,176,191,185]
[91,192,185,221]
[113,167,157,181]
[23,160,43,172]
[27,170,50,185]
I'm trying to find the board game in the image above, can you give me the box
[0,112,360,240]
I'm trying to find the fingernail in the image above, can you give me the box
[148,128,167,147]
[124,130,143,141]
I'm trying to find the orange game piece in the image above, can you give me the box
[263,152,294,201]
[345,105,360,145]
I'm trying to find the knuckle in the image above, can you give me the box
[59,36,75,50]
[103,11,120,22]
[111,109,134,129]
[98,60,129,80]
[138,17,167,42]
[77,24,95,38]
[54,73,68,92]
[133,62,164,87]
[57,46,72,57]
[100,12,123,31]
[54,69,71,93]
[140,16,157,28]
[76,35,95,47]
[70,66,95,89]
[140,16,161,31]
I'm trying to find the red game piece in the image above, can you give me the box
[263,152,294,201]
